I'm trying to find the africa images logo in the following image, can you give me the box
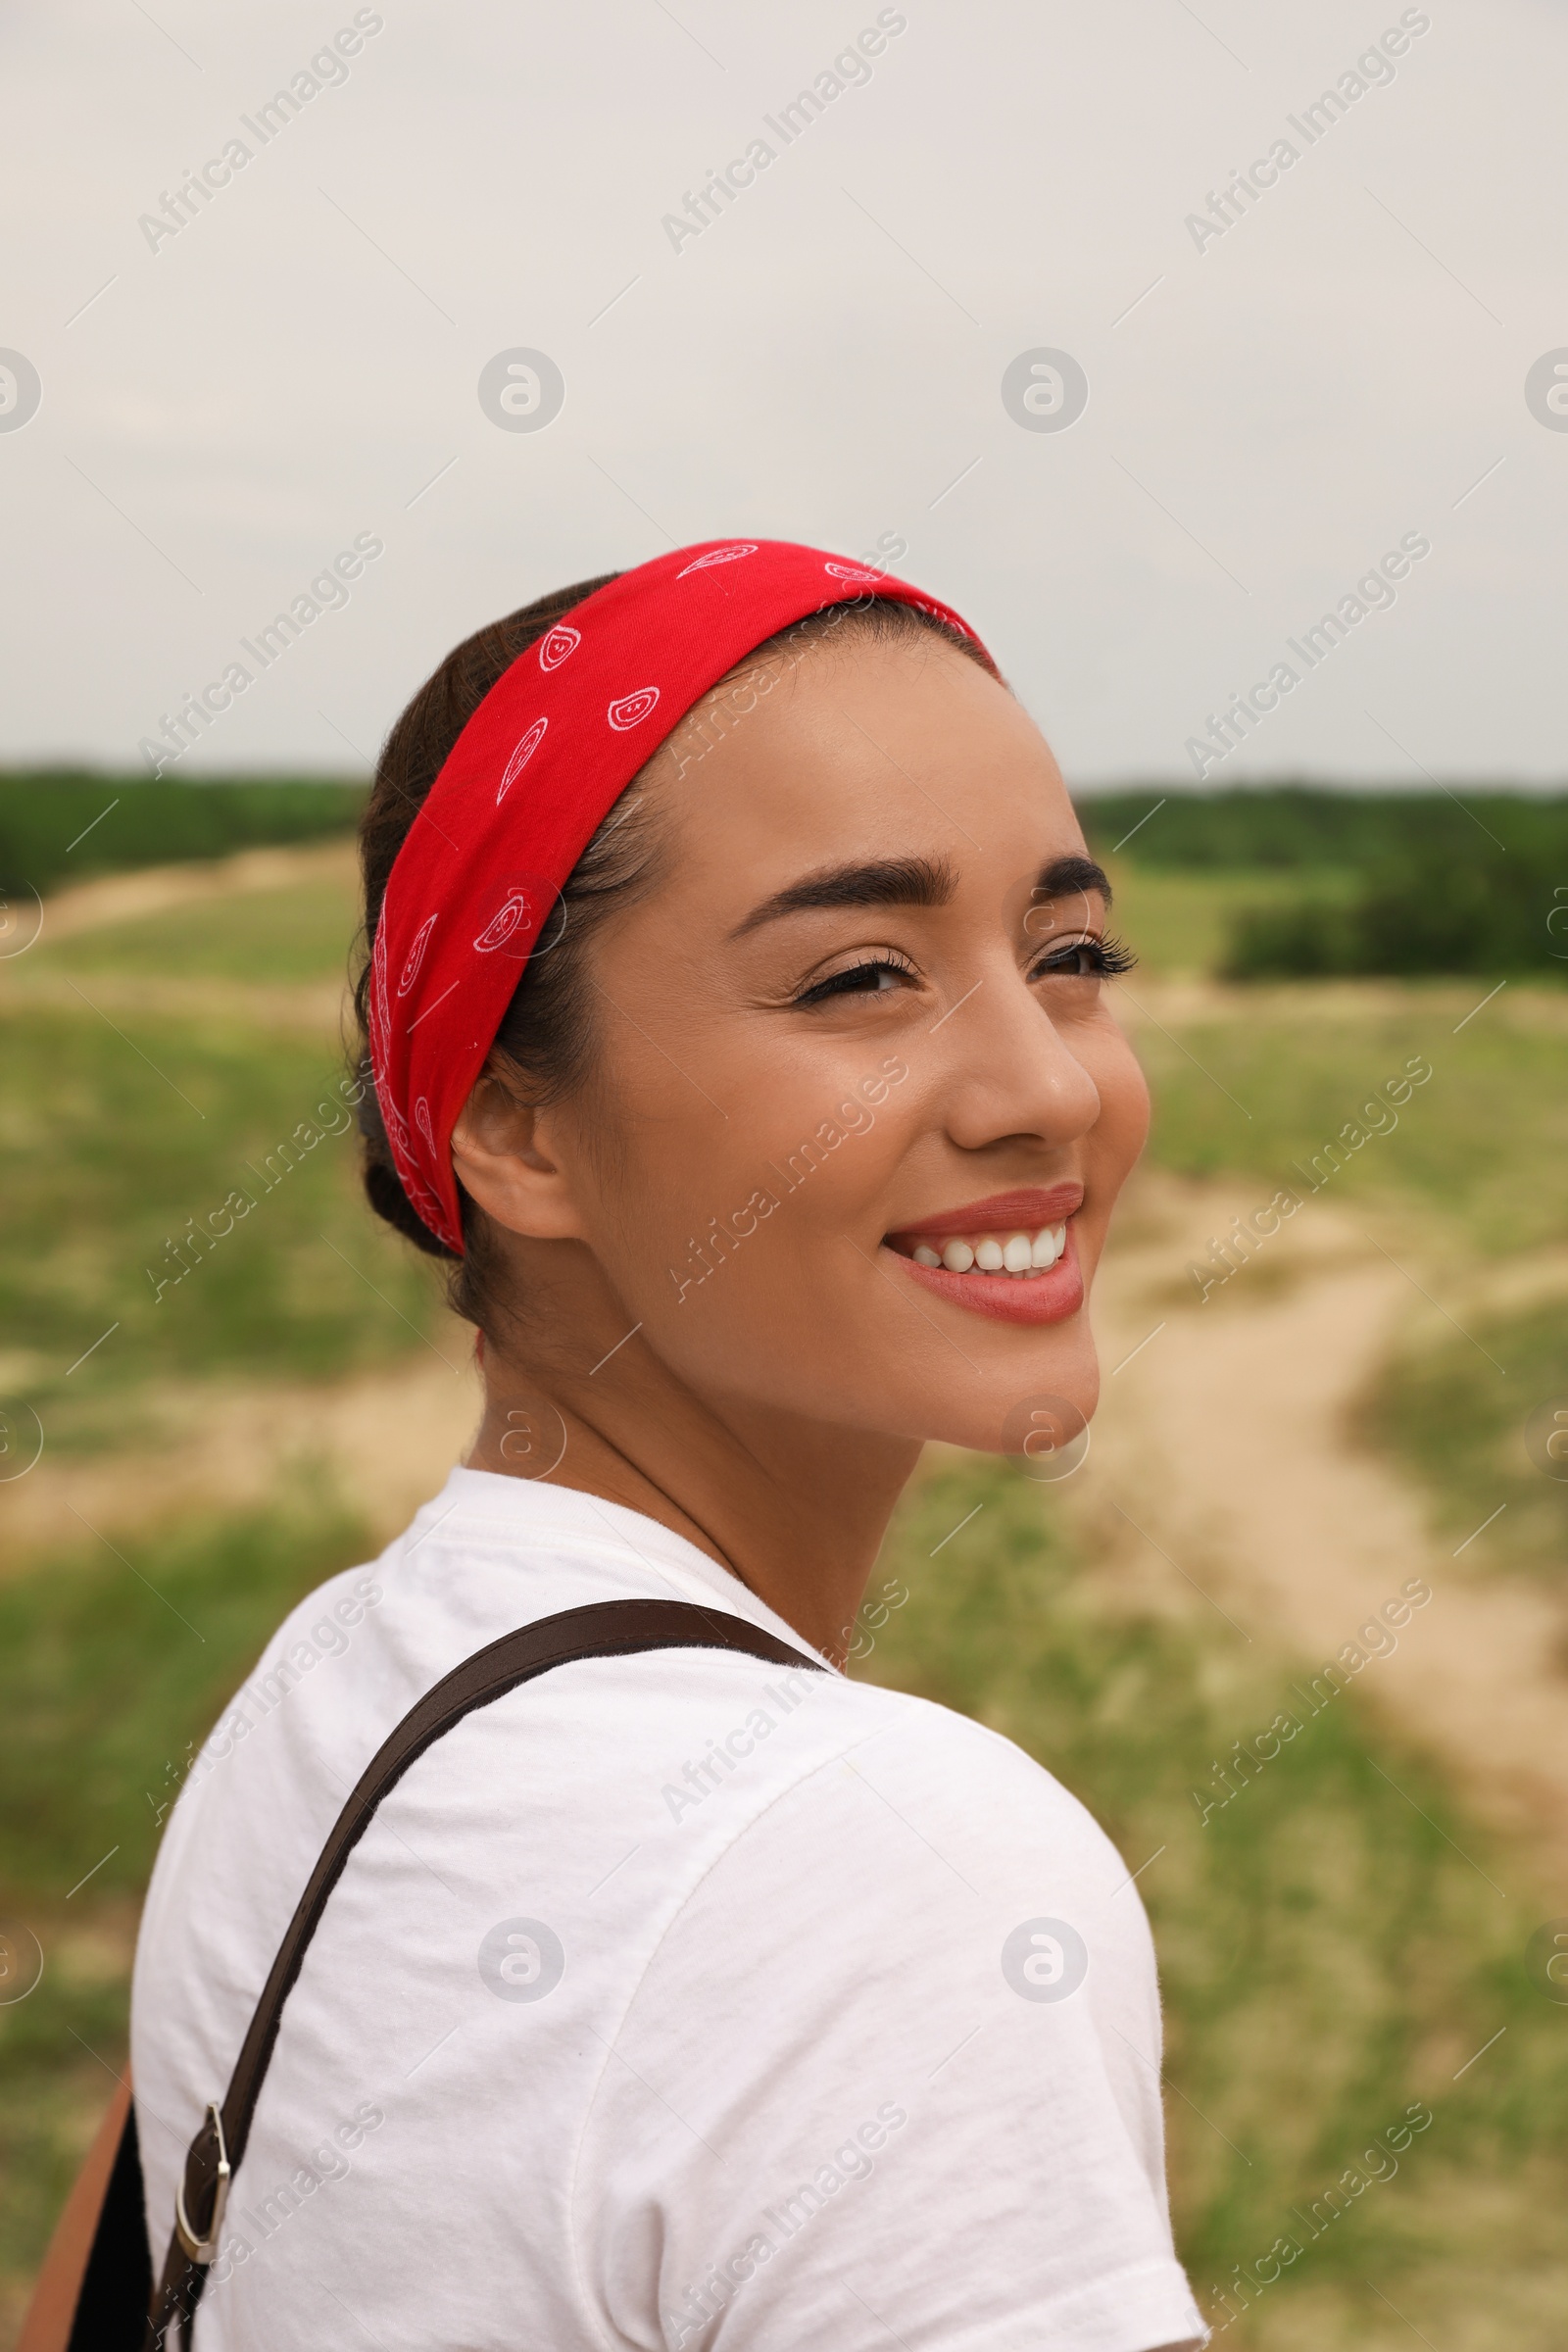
[0,351,42,433]
[476,349,565,432]
[477,1918,565,2002]
[1001,1918,1089,2002]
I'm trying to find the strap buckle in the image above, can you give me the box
[174,2102,231,2265]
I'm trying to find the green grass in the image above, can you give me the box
[859,1458,1568,2345]
[0,1496,373,2315]
[0,1494,372,1904]
[31,874,364,986]
[1132,1001,1568,1255]
[0,1004,445,1454]
[1358,1301,1568,1590]
[1,859,441,1452]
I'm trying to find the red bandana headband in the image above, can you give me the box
[368,537,990,1251]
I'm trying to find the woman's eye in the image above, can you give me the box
[1030,934,1137,981]
[796,957,913,1006]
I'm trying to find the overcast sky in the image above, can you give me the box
[3,0,1565,788]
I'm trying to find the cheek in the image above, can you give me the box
[1080,1021,1151,1180]
[572,1028,859,1269]
[579,1044,905,1344]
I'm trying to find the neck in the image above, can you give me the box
[466,1330,919,1662]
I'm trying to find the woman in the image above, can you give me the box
[131,541,1205,2350]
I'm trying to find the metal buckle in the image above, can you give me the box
[174,2103,231,2265]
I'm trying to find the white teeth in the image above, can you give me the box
[906,1220,1071,1278]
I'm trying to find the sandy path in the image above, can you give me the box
[1080,1172,1568,1884]
[1123,974,1568,1033]
[1,838,361,1029]
[3,1355,481,1569]
[33,838,359,941]
[3,969,350,1030]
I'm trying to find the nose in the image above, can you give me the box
[924,955,1102,1155]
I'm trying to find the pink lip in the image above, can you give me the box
[884,1183,1085,1245]
[886,1218,1086,1325]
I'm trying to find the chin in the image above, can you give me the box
[908,1320,1102,1457]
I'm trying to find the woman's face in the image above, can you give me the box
[529,626,1149,1455]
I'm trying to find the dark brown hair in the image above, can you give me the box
[352,574,993,1332]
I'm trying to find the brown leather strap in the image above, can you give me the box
[147,1597,821,2346]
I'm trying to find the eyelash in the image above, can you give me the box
[1033,931,1138,981]
[794,933,1137,1005]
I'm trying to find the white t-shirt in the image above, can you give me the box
[132,1468,1206,2351]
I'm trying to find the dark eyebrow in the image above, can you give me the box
[1033,854,1112,909]
[728,854,957,941]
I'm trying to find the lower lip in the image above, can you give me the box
[884,1222,1085,1325]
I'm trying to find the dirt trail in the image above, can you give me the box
[1123,974,1568,1033]
[36,838,359,941]
[1081,1173,1568,1885]
[3,1355,481,1569]
[4,969,348,1030]
[1,839,362,1030]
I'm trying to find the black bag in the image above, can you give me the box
[20,1597,821,2350]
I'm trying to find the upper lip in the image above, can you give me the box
[885,1183,1085,1241]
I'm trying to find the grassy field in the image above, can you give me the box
[0,1496,372,2300]
[1,792,1564,2347]
[2,879,441,1456]
[1361,1302,1568,1591]
[860,1461,1568,2344]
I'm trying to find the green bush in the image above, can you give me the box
[0,772,367,898]
[1076,785,1568,876]
[1072,788,1568,979]
[1223,831,1568,979]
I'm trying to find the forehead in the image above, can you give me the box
[650,631,1079,905]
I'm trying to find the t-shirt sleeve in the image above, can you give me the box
[573,1696,1208,2352]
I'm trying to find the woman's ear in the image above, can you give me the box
[450,1067,588,1241]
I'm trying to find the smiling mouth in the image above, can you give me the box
[896,1221,1067,1280]
[882,1188,1086,1323]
